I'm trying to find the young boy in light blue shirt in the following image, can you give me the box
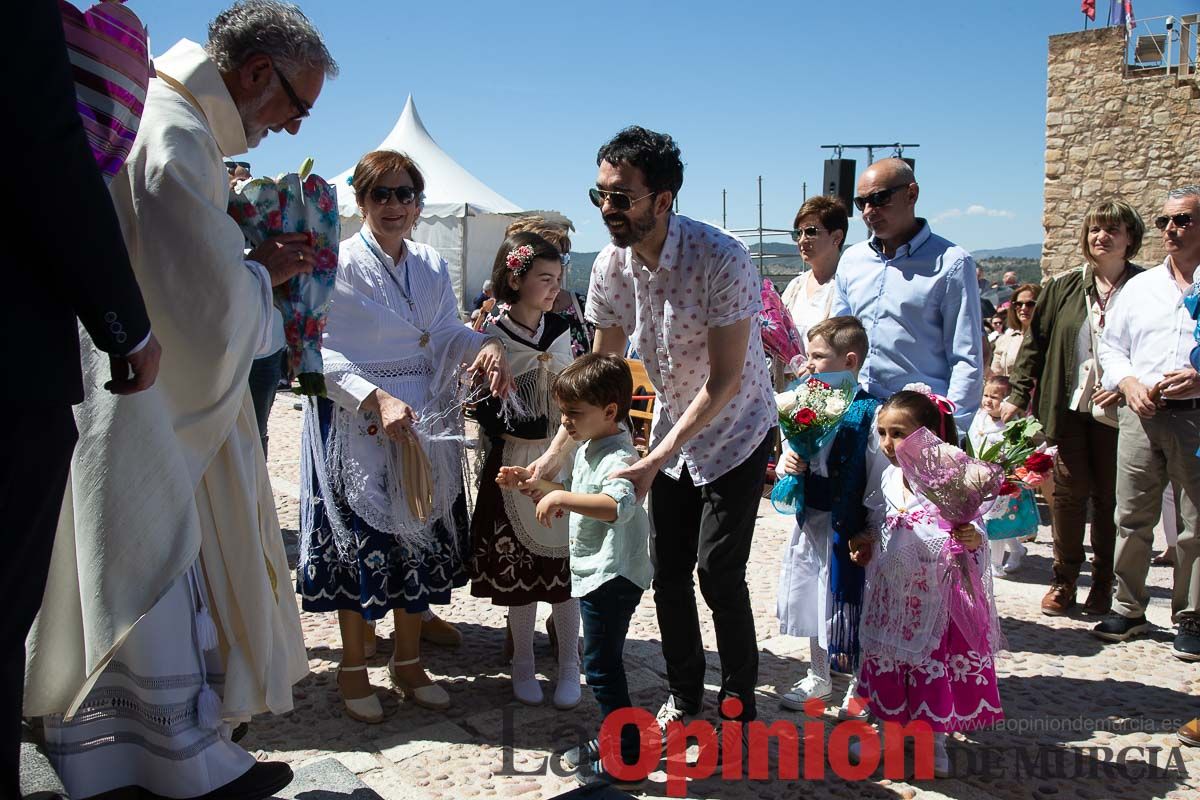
[498,353,652,788]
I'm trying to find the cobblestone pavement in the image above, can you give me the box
[256,395,1200,799]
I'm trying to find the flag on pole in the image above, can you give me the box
[1082,0,1095,21]
[1109,0,1136,31]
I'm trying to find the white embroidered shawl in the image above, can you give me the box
[303,233,489,562]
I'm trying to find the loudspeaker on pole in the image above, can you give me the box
[823,159,856,217]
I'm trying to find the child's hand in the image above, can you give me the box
[951,523,983,551]
[496,465,533,489]
[849,535,873,566]
[780,451,807,476]
[535,491,567,528]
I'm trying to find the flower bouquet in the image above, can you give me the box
[894,427,1005,651]
[228,157,340,396]
[1185,276,1200,371]
[759,279,806,375]
[969,416,1057,538]
[771,371,858,517]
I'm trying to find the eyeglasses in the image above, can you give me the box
[1155,213,1194,230]
[273,66,312,121]
[1014,300,1037,309]
[789,226,823,242]
[369,185,423,206]
[588,187,657,211]
[852,184,911,212]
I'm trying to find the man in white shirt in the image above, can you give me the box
[529,128,775,776]
[1092,186,1200,662]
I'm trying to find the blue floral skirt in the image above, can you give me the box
[298,398,469,619]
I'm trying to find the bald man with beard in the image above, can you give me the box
[830,158,984,433]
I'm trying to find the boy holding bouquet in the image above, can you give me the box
[776,317,888,715]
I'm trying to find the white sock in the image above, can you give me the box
[508,603,542,704]
[551,598,581,708]
[809,638,831,684]
[989,538,1005,568]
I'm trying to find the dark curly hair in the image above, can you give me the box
[596,126,684,197]
[489,231,561,305]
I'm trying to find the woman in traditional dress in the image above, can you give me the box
[298,150,510,721]
[469,231,581,708]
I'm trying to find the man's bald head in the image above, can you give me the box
[858,158,915,190]
[855,158,919,248]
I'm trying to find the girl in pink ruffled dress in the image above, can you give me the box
[857,389,1005,776]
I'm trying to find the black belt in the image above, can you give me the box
[1162,398,1200,410]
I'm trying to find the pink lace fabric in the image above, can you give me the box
[860,466,1006,666]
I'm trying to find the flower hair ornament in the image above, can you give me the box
[902,382,957,439]
[505,244,536,276]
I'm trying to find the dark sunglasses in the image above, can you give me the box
[369,185,423,206]
[852,184,910,212]
[589,187,657,211]
[273,66,311,120]
[1014,300,1037,309]
[789,226,823,242]
[1155,213,1194,230]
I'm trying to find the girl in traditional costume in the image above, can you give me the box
[469,232,581,709]
[858,389,1005,777]
[299,151,510,722]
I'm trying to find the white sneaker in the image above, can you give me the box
[990,563,1007,579]
[1004,541,1027,574]
[780,671,832,710]
[655,695,694,731]
[838,677,869,719]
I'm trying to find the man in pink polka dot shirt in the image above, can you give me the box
[527,126,775,740]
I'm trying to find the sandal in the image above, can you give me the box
[389,656,450,710]
[337,664,383,724]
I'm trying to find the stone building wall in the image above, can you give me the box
[1043,26,1200,277]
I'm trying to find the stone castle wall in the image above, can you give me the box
[1043,26,1200,277]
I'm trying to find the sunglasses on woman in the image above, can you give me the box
[588,187,657,211]
[370,185,423,206]
[1155,213,1194,230]
[789,226,823,242]
[1013,300,1037,309]
[852,184,909,212]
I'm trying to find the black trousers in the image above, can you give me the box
[648,432,773,722]
[1,404,76,795]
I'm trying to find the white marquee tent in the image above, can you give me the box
[332,95,567,309]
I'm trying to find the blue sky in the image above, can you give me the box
[111,0,1194,253]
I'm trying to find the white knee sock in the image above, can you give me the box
[809,638,831,683]
[989,538,1006,568]
[551,598,581,708]
[508,603,542,704]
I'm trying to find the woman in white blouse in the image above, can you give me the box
[779,196,849,349]
[299,151,510,722]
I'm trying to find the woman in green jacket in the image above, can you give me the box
[1003,199,1145,618]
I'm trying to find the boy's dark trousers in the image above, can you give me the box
[580,575,644,762]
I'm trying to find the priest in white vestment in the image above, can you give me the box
[24,4,337,798]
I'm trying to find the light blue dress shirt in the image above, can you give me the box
[830,220,984,435]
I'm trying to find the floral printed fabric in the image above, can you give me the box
[228,172,340,394]
[858,614,1004,733]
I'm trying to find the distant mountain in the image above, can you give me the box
[972,243,1042,260]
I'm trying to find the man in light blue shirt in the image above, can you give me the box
[830,158,983,433]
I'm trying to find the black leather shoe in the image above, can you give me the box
[1174,618,1200,662]
[196,761,293,800]
[1091,613,1151,642]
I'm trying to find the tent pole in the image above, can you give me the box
[461,203,469,312]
